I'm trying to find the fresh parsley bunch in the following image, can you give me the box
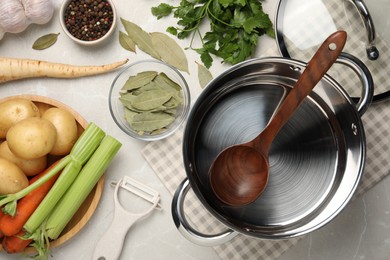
[152,0,274,68]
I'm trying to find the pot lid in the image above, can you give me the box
[276,0,390,102]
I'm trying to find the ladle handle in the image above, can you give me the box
[255,30,347,153]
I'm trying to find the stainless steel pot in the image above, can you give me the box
[172,55,373,245]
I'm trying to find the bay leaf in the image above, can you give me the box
[150,127,168,135]
[150,32,189,73]
[164,108,177,115]
[121,71,158,91]
[142,106,169,113]
[132,81,160,95]
[125,103,168,113]
[197,62,213,88]
[153,73,182,91]
[32,33,60,50]
[164,97,181,109]
[124,108,138,122]
[153,74,183,104]
[170,92,183,105]
[132,89,172,110]
[129,112,175,131]
[119,93,137,107]
[121,18,161,60]
[119,31,136,52]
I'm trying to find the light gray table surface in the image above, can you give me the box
[0,0,389,259]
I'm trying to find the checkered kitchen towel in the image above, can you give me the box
[142,1,390,259]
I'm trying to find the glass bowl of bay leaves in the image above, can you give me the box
[109,59,191,141]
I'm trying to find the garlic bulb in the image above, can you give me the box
[0,1,29,34]
[23,0,55,25]
[0,0,54,40]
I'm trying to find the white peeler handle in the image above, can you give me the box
[92,205,141,260]
[92,176,160,260]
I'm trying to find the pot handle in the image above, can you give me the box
[172,178,238,246]
[336,52,374,116]
[350,0,379,60]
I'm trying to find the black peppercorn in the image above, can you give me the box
[64,0,114,41]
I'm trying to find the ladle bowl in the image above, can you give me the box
[209,31,347,206]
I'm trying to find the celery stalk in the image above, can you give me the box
[23,122,106,234]
[23,161,81,234]
[45,135,121,240]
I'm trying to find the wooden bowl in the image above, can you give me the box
[0,95,104,253]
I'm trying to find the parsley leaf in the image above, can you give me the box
[152,0,274,68]
[151,3,175,19]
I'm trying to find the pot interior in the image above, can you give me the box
[183,58,364,238]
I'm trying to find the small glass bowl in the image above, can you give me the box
[59,0,117,46]
[109,60,191,141]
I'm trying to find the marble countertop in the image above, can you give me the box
[1,0,389,259]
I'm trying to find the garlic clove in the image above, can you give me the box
[0,1,29,34]
[22,0,55,25]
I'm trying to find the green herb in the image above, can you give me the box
[119,71,183,135]
[151,0,274,68]
[32,33,60,50]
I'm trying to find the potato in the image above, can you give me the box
[7,117,57,160]
[42,107,78,156]
[35,102,52,116]
[0,141,47,176]
[0,158,29,195]
[0,98,40,138]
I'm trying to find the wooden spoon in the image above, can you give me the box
[209,31,347,206]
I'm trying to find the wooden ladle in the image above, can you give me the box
[209,31,347,206]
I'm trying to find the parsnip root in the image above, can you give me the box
[0,57,129,83]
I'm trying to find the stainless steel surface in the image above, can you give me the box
[177,57,373,240]
[172,179,238,246]
[351,0,379,60]
[335,52,373,115]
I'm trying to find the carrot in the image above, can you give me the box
[0,206,5,240]
[0,161,61,237]
[2,230,32,254]
[0,57,129,83]
[0,206,5,221]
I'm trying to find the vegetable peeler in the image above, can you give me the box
[92,176,161,260]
